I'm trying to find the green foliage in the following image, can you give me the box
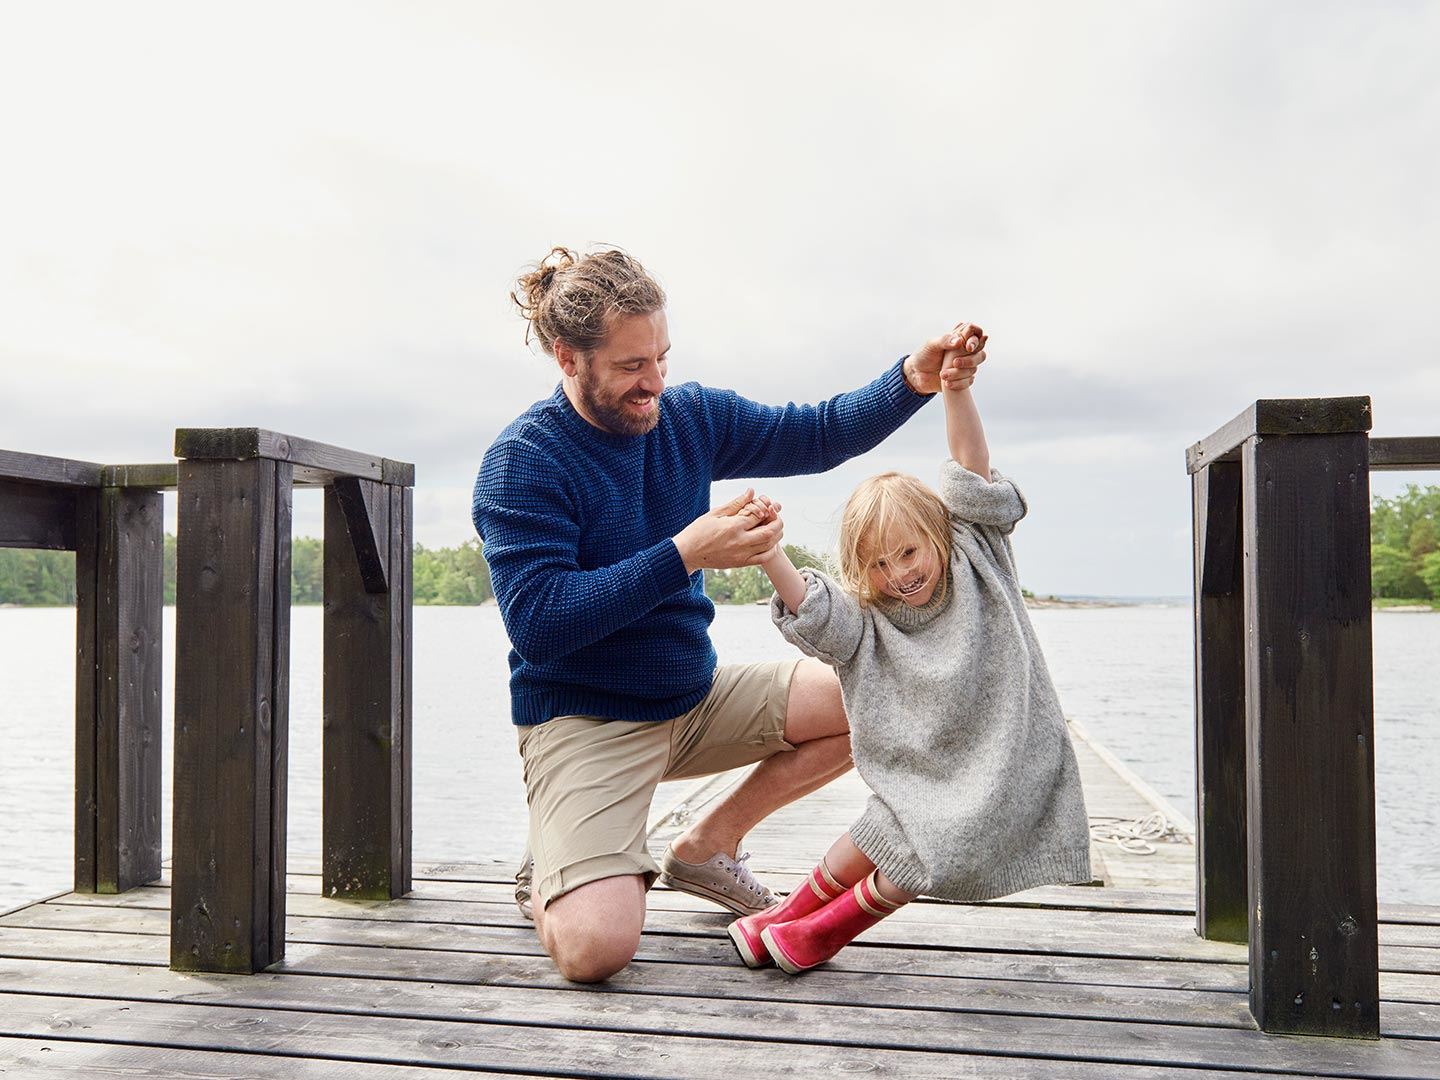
[1372,544,1421,599]
[414,538,492,605]
[2,535,495,606]
[0,549,76,605]
[292,538,324,604]
[704,545,827,605]
[1371,485,1440,599]
[1420,551,1440,602]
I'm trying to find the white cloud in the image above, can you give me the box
[2,1,1437,592]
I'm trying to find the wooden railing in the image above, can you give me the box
[1188,396,1440,1039]
[1,450,168,896]
[0,431,415,975]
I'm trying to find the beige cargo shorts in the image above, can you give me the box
[517,660,800,908]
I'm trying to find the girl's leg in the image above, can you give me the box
[760,843,919,975]
[820,832,877,887]
[727,831,862,968]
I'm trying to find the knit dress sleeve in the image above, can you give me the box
[939,460,1028,536]
[769,568,866,666]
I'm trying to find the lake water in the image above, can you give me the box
[2,604,1436,911]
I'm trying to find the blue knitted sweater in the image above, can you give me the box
[472,359,930,725]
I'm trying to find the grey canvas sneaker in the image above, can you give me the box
[515,854,534,921]
[659,845,777,915]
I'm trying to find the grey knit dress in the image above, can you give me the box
[771,462,1092,901]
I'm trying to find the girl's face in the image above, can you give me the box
[867,536,942,607]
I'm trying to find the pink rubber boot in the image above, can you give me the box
[760,870,903,974]
[726,861,847,968]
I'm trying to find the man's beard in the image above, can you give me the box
[576,373,662,436]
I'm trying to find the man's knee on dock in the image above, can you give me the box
[537,874,647,983]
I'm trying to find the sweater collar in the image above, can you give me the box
[547,383,656,449]
[875,569,953,630]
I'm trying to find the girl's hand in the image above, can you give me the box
[737,494,781,525]
[903,321,987,394]
[941,326,987,393]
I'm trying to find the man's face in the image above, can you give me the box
[569,309,670,436]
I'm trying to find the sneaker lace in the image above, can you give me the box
[730,851,770,899]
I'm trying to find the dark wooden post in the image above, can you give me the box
[169,429,413,973]
[1242,429,1378,1038]
[74,486,164,894]
[1190,460,1247,943]
[171,457,293,973]
[2,452,166,898]
[322,476,413,899]
[1188,398,1379,1039]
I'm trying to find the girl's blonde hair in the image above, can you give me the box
[836,472,952,606]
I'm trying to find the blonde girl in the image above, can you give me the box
[728,326,1092,973]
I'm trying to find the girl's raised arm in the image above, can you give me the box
[941,330,991,478]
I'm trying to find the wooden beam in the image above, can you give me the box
[0,449,103,488]
[99,464,180,490]
[332,477,389,593]
[174,428,415,486]
[1369,436,1440,471]
[73,491,100,894]
[0,479,77,550]
[171,459,293,973]
[1185,397,1371,474]
[1191,461,1247,944]
[1241,431,1379,1037]
[322,481,411,899]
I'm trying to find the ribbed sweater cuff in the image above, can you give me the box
[640,538,692,598]
[885,355,936,407]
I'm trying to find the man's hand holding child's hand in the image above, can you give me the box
[906,321,987,394]
[940,322,987,394]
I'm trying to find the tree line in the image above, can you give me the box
[0,535,829,607]
[1371,484,1440,602]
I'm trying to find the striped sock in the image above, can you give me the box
[806,859,848,903]
[854,870,905,917]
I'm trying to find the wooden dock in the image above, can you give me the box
[2,725,1437,1078]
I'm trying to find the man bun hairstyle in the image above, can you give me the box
[512,246,666,356]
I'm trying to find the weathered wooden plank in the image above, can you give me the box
[269,858,1440,927]
[55,881,1440,947]
[99,462,180,489]
[8,914,1440,1004]
[92,487,164,893]
[323,482,408,900]
[1185,396,1372,473]
[397,485,413,897]
[269,462,294,964]
[0,449,102,487]
[1192,460,1247,943]
[0,1035,514,1078]
[172,459,290,973]
[16,901,1440,981]
[174,428,415,487]
[2,960,1439,1077]
[0,992,1369,1079]
[332,476,389,593]
[72,491,100,895]
[1243,431,1379,1037]
[0,478,77,549]
[1370,436,1440,471]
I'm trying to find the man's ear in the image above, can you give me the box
[554,339,580,378]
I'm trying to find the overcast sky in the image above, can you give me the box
[3,2,1436,596]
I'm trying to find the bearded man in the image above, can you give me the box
[472,246,981,982]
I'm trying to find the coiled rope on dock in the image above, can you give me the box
[1088,811,1191,855]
